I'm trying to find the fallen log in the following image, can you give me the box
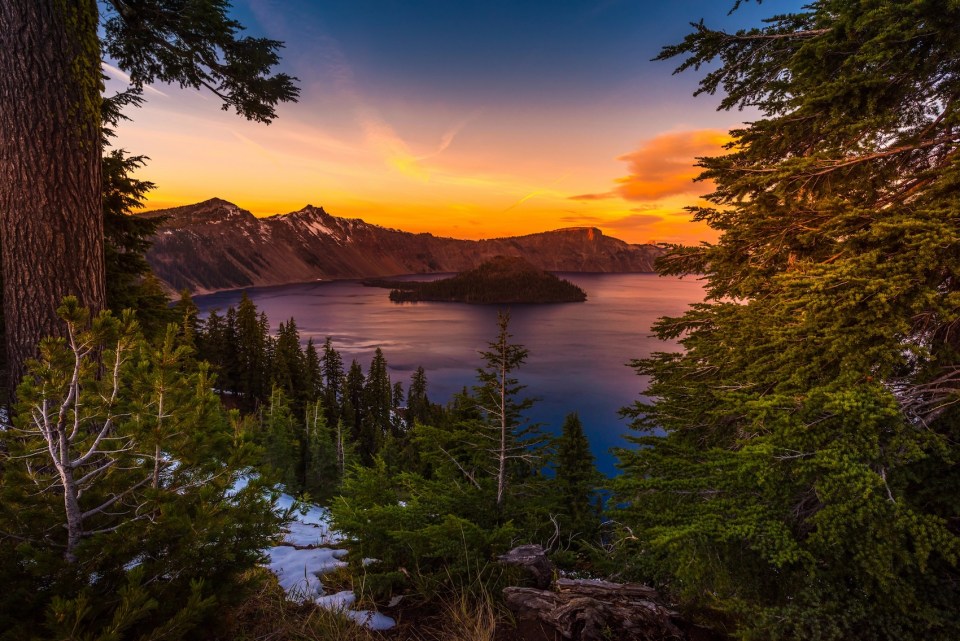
[504,578,701,641]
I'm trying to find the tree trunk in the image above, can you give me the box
[0,1,105,390]
[60,463,83,563]
[496,341,508,508]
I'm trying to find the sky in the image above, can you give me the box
[107,0,804,244]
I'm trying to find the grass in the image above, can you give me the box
[433,588,501,641]
[222,569,383,641]
[222,566,517,641]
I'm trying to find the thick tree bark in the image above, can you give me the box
[0,1,105,389]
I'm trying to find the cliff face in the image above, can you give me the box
[144,198,666,294]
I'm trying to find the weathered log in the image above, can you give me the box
[498,544,554,589]
[504,578,689,641]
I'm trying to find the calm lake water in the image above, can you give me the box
[195,273,705,475]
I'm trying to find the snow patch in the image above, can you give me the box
[306,220,335,237]
[264,545,346,596]
[314,591,396,631]
[265,491,392,630]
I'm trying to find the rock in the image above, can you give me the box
[498,544,554,589]
[504,578,693,641]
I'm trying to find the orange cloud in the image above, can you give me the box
[573,129,730,202]
[559,212,664,228]
[600,213,665,230]
[569,192,614,201]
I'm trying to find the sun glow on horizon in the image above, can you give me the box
[111,1,769,247]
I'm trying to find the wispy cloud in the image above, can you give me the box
[500,173,571,213]
[323,36,475,180]
[569,191,614,201]
[559,212,664,229]
[600,213,665,229]
[230,130,284,164]
[102,62,168,98]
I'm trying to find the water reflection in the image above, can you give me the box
[195,273,705,475]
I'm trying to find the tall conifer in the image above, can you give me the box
[615,3,960,638]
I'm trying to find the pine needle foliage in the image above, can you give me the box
[0,299,280,639]
[614,2,960,639]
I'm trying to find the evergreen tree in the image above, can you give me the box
[552,413,602,546]
[234,293,269,408]
[343,359,367,458]
[171,289,200,349]
[364,347,393,443]
[303,338,322,403]
[407,366,432,426]
[392,379,405,433]
[223,305,240,395]
[474,311,538,509]
[331,315,552,600]
[132,273,177,340]
[321,337,345,426]
[101,93,173,335]
[272,317,305,402]
[259,387,299,490]
[302,399,340,501]
[0,299,280,638]
[614,3,960,639]
[197,309,228,383]
[0,0,298,388]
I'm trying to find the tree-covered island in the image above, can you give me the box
[365,255,587,304]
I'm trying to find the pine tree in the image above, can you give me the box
[197,309,228,383]
[614,3,960,639]
[260,387,299,490]
[364,347,393,441]
[223,305,240,395]
[171,289,200,349]
[234,293,269,408]
[0,0,298,388]
[407,366,432,426]
[344,359,368,460]
[391,379,405,434]
[474,311,539,509]
[303,338,322,403]
[552,413,602,546]
[272,317,305,402]
[0,299,280,637]
[321,337,345,426]
[302,398,352,501]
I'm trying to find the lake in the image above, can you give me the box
[194,273,705,475]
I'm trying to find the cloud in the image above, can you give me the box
[569,191,614,201]
[601,213,665,229]
[573,129,729,202]
[557,212,665,230]
[559,214,604,223]
[102,62,168,97]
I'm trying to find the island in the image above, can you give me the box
[365,255,587,304]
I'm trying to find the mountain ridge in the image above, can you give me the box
[143,198,667,294]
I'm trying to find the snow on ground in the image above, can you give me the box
[268,491,394,630]
[229,477,393,629]
[316,590,397,631]
[263,544,346,594]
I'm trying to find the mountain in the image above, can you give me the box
[143,198,667,294]
[367,255,588,304]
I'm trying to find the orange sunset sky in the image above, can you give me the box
[107,1,802,245]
